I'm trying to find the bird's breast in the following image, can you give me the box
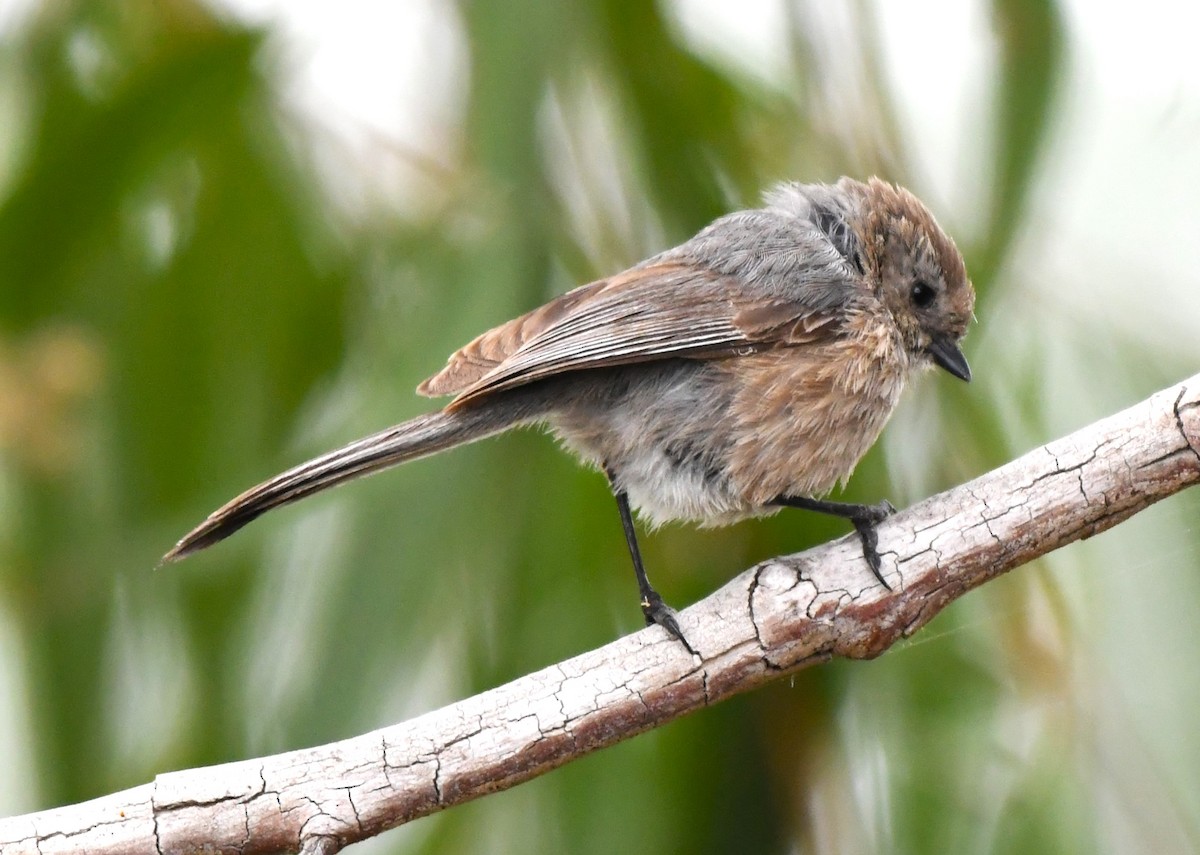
[719,318,909,505]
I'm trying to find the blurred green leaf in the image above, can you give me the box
[2,1,1198,853]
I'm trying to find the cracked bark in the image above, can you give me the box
[2,373,1198,855]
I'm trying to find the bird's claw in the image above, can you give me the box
[851,507,893,590]
[641,592,698,656]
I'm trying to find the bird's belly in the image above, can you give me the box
[546,342,909,527]
[614,444,765,527]
[546,361,759,527]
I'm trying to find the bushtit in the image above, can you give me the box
[165,177,974,653]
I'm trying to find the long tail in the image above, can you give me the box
[162,399,538,563]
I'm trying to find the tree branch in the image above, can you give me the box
[3,373,1198,855]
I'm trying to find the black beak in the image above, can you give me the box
[928,335,971,382]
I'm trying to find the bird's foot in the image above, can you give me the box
[641,591,698,656]
[849,500,897,589]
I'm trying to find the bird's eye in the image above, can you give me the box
[911,280,936,308]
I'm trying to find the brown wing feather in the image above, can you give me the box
[731,300,839,343]
[419,260,844,408]
[416,278,610,397]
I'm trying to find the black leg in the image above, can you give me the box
[771,495,897,589]
[606,471,696,654]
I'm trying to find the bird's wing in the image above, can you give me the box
[418,260,846,408]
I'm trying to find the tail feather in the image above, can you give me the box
[163,404,528,563]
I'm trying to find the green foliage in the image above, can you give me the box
[1,1,1198,853]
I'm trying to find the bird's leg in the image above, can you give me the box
[771,495,897,589]
[606,470,697,655]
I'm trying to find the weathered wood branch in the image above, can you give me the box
[3,373,1198,855]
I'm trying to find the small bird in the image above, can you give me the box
[164,177,974,653]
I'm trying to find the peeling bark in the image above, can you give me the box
[3,373,1198,855]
